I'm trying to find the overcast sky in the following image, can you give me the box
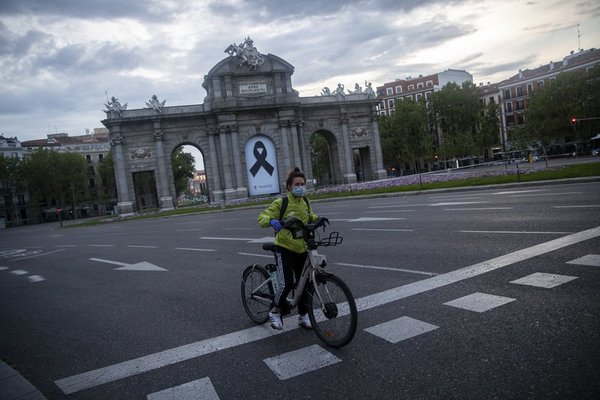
[1,0,599,142]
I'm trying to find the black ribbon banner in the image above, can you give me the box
[249,140,274,177]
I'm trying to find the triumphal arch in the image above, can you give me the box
[102,37,386,216]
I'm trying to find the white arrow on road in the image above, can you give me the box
[89,258,167,271]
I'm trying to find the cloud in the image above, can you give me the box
[0,0,188,22]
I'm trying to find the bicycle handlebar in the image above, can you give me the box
[281,217,342,248]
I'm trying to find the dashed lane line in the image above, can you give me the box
[336,262,436,276]
[458,230,572,235]
[54,225,600,395]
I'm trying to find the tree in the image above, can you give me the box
[477,101,501,158]
[20,149,88,210]
[430,82,482,159]
[310,134,331,185]
[0,156,24,224]
[379,98,433,173]
[171,148,195,198]
[522,66,600,148]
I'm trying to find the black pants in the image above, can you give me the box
[274,246,309,315]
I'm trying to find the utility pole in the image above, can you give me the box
[577,23,581,51]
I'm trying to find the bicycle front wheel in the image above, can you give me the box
[241,264,273,324]
[307,273,357,348]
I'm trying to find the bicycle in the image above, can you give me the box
[241,217,358,348]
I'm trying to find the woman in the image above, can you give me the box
[258,167,320,330]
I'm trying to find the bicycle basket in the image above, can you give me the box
[317,231,343,247]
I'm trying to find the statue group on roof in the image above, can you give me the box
[224,36,265,70]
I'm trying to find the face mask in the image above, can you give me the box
[291,185,306,197]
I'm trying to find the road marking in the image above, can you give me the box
[127,245,159,249]
[368,204,426,209]
[28,275,46,283]
[54,225,600,394]
[364,210,416,213]
[443,292,516,312]
[200,237,254,241]
[238,252,272,259]
[10,270,28,275]
[365,316,439,343]
[336,262,436,276]
[510,191,583,198]
[553,205,600,208]
[458,230,571,235]
[444,207,514,211]
[351,228,414,232]
[54,245,77,247]
[89,258,167,271]
[88,245,115,247]
[493,189,546,195]
[567,254,600,266]
[263,345,341,380]
[11,248,65,262]
[146,377,220,400]
[0,267,8,271]
[510,272,577,288]
[175,248,216,252]
[429,201,488,207]
[347,217,405,222]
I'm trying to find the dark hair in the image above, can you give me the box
[286,167,306,190]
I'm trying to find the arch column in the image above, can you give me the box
[152,123,174,210]
[110,126,134,216]
[370,114,387,179]
[230,127,247,198]
[208,128,224,203]
[340,116,357,184]
[278,120,292,174]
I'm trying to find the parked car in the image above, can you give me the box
[592,148,600,157]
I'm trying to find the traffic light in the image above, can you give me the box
[570,116,577,126]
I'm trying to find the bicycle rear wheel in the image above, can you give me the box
[307,273,357,348]
[241,264,273,324]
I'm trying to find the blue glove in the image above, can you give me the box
[269,219,282,232]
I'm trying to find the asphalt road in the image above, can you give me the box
[1,181,599,399]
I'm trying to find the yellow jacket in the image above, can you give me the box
[258,193,318,253]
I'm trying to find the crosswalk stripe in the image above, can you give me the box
[566,254,600,266]
[443,292,516,313]
[510,272,577,288]
[263,345,341,380]
[147,377,220,400]
[365,316,439,343]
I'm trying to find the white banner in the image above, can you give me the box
[245,135,279,196]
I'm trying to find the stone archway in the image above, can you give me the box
[309,130,341,186]
[102,37,386,216]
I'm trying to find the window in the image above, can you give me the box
[89,178,96,187]
[98,154,104,162]
[425,91,432,101]
[537,80,544,89]
[386,88,393,95]
[516,87,523,97]
[426,80,433,87]
[86,154,92,163]
[408,84,414,91]
[405,95,413,101]
[489,96,495,104]
[506,115,514,126]
[395,86,402,94]
[417,82,424,89]
[505,102,512,112]
[388,99,395,108]
[516,100,525,110]
[379,101,385,109]
[503,89,511,99]
[416,93,422,101]
[517,113,524,125]
[527,83,533,94]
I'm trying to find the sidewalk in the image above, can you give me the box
[0,361,47,400]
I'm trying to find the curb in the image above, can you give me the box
[0,361,47,400]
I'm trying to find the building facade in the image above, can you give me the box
[498,48,600,148]
[375,69,473,116]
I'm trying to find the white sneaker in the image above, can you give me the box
[269,312,283,330]
[298,314,312,329]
